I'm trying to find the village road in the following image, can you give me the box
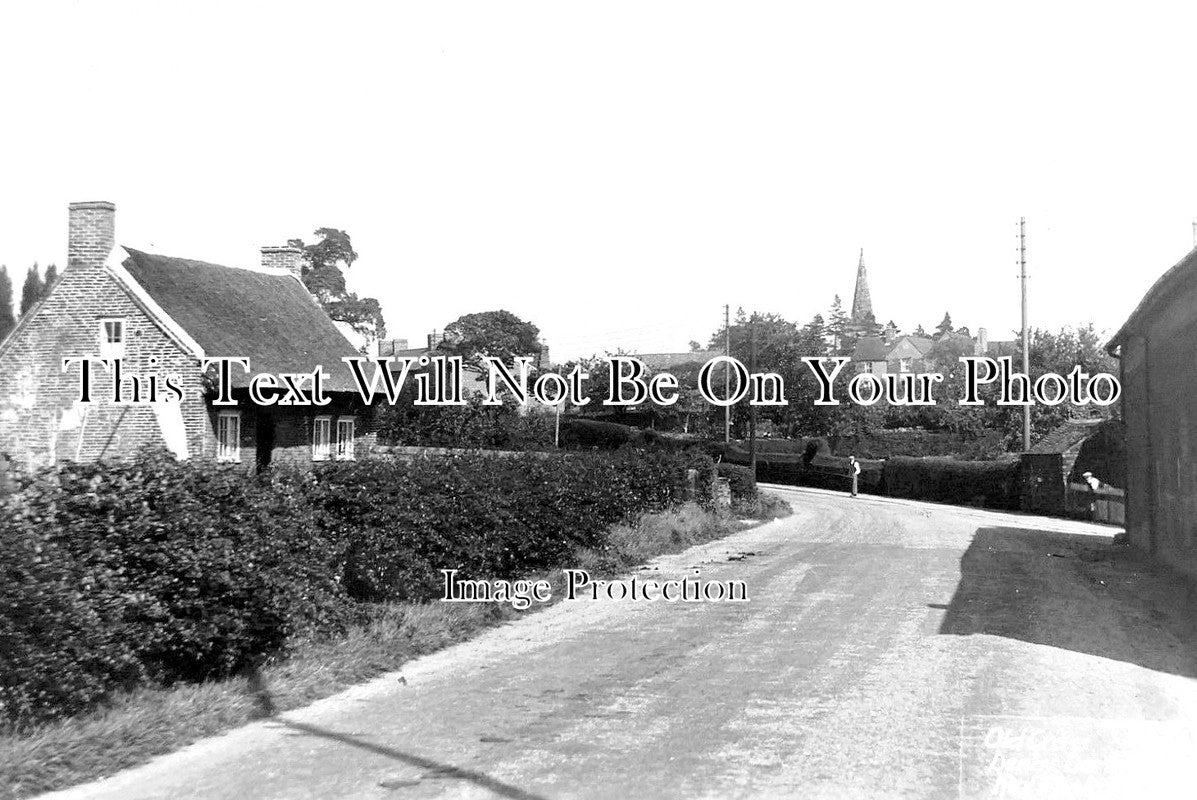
[40,486,1197,799]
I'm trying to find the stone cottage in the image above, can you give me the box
[0,201,376,473]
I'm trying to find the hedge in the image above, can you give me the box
[881,456,1021,510]
[1,446,711,724]
[717,463,757,502]
[1,453,347,723]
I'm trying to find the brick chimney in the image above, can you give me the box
[376,338,409,357]
[68,201,116,270]
[260,245,305,281]
[976,327,988,356]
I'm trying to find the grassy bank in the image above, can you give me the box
[0,495,789,799]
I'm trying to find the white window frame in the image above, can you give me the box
[899,357,912,372]
[98,318,126,360]
[313,416,332,461]
[335,417,356,461]
[216,411,241,463]
[861,361,874,373]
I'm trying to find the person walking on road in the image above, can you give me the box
[848,455,861,497]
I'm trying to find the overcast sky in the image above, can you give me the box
[2,1,1196,360]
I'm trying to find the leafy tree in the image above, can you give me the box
[0,266,15,340]
[988,324,1119,449]
[289,229,385,346]
[19,264,44,315]
[440,310,542,372]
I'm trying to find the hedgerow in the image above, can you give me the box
[881,456,1021,509]
[1,446,711,725]
[1,452,347,723]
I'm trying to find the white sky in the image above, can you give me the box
[2,1,1196,360]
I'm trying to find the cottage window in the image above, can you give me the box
[313,416,332,461]
[216,411,241,462]
[861,362,874,373]
[335,418,356,460]
[899,358,912,372]
[98,318,126,359]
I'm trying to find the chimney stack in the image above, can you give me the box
[68,201,116,270]
[260,245,305,281]
[977,327,988,357]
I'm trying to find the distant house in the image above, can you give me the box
[851,327,1018,375]
[1107,244,1197,577]
[0,202,376,473]
[376,334,551,400]
[850,336,890,374]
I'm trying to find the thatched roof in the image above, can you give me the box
[121,248,363,392]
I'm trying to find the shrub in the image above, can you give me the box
[558,418,643,450]
[1,445,707,724]
[881,456,1021,509]
[2,450,348,723]
[717,463,757,502]
[375,391,554,451]
[302,449,705,604]
[0,520,140,724]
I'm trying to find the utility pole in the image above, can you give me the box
[724,304,731,443]
[1020,217,1031,452]
[748,312,758,474]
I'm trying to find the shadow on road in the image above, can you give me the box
[277,719,549,800]
[243,668,547,800]
[938,526,1197,678]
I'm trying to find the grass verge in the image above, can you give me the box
[0,494,790,799]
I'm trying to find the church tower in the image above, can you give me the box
[851,248,875,325]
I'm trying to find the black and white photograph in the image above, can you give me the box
[1,2,1195,798]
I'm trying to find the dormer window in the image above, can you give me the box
[99,318,126,359]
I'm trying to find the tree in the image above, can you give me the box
[802,313,828,356]
[19,264,44,315]
[289,229,385,347]
[988,324,1120,449]
[914,324,927,337]
[827,295,850,355]
[440,310,542,372]
[935,312,954,337]
[0,266,15,340]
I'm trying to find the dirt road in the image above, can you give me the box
[41,486,1197,799]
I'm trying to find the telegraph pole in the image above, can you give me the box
[748,312,758,474]
[1020,217,1031,452]
[724,304,731,443]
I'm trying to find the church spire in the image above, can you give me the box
[851,248,874,324]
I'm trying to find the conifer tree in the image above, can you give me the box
[0,266,15,340]
[20,263,44,315]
